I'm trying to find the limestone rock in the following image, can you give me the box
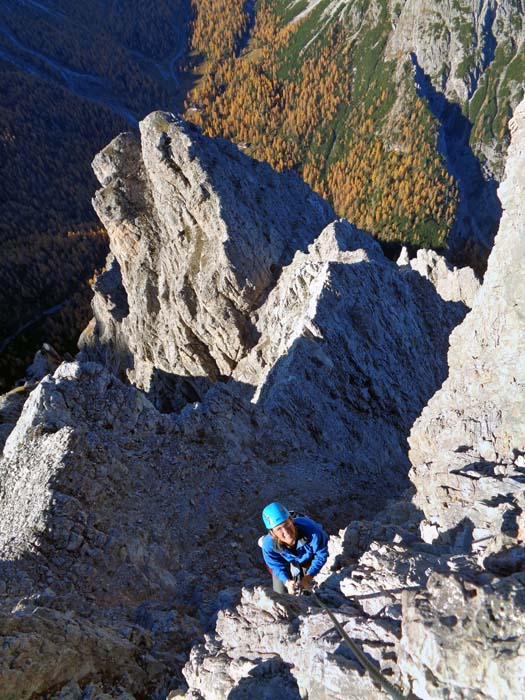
[232,219,467,488]
[400,571,525,700]
[338,542,443,617]
[81,113,470,514]
[0,357,413,698]
[84,112,334,406]
[397,247,480,306]
[175,101,525,700]
[385,0,525,108]
[0,344,64,452]
[408,97,525,548]
[180,586,400,700]
[3,100,523,700]
[0,603,146,700]
[0,360,261,698]
[25,343,64,382]
[393,96,525,700]
[178,520,440,700]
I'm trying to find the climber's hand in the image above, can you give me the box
[285,579,300,595]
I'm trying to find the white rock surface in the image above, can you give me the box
[85,113,335,406]
[0,344,63,452]
[181,586,398,700]
[400,570,525,700]
[397,247,480,306]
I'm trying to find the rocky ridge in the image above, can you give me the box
[384,0,524,106]
[83,113,335,409]
[81,111,471,496]
[0,98,522,700]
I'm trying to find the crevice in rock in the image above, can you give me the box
[158,133,192,190]
[479,4,497,84]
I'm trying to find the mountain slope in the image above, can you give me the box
[185,0,524,263]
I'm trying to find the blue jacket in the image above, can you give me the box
[262,516,329,585]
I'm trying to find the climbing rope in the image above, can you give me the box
[310,589,418,700]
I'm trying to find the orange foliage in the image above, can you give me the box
[190,0,249,61]
[185,0,458,247]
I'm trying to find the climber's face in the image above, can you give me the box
[272,517,296,546]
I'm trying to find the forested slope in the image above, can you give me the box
[0,0,190,389]
[184,0,524,256]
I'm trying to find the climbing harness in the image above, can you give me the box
[309,589,419,700]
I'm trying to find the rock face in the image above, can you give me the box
[233,221,468,483]
[384,0,525,113]
[82,111,469,505]
[400,569,525,700]
[182,586,398,700]
[409,98,525,549]
[175,99,525,700]
[0,344,63,451]
[1,98,523,700]
[178,500,436,700]
[84,113,334,409]
[0,361,270,699]
[397,247,479,306]
[393,97,525,700]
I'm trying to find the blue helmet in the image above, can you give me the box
[262,502,290,530]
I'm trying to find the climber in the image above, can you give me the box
[260,502,329,595]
